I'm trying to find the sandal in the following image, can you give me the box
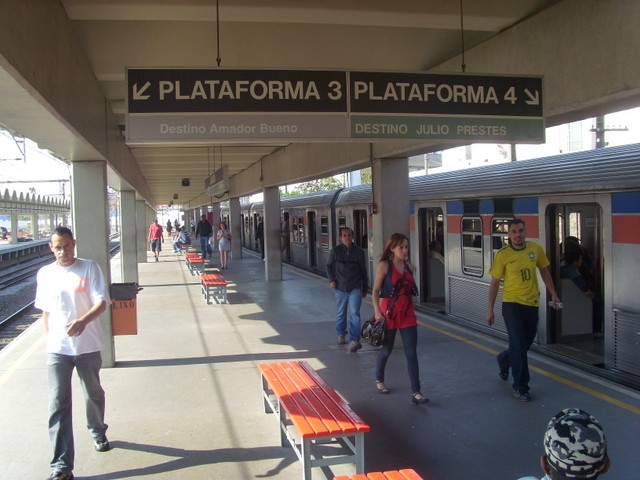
[411,392,430,405]
[376,381,390,394]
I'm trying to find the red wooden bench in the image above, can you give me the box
[258,361,370,480]
[185,252,205,275]
[200,273,228,304]
[334,469,423,480]
[176,242,193,253]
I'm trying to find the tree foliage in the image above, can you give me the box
[281,176,344,197]
[280,168,371,198]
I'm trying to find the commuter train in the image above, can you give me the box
[238,143,640,387]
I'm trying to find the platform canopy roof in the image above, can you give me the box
[1,1,638,208]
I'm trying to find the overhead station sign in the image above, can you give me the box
[126,68,544,144]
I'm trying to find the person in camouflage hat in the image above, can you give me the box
[541,408,610,479]
[519,408,610,480]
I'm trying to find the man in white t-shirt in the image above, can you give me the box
[35,227,111,480]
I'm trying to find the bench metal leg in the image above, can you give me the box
[355,433,365,474]
[278,400,288,447]
[261,376,271,414]
[301,438,312,480]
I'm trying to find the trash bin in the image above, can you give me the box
[110,282,141,335]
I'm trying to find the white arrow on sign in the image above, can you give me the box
[133,82,151,100]
[524,88,539,106]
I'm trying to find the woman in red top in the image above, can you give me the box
[371,233,428,404]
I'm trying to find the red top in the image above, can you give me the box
[380,263,417,329]
[148,223,163,240]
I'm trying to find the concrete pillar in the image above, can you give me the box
[136,200,147,263]
[31,213,38,239]
[371,156,410,263]
[10,214,18,244]
[210,203,221,250]
[229,197,241,260]
[70,160,114,367]
[211,203,220,225]
[263,186,282,281]
[119,190,138,283]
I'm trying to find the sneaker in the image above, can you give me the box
[47,472,73,480]
[513,390,531,402]
[497,355,509,381]
[337,335,346,345]
[94,435,110,452]
[349,341,362,353]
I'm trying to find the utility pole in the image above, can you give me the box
[591,115,628,148]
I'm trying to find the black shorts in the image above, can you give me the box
[151,239,162,252]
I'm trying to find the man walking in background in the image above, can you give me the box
[36,226,110,480]
[147,218,163,262]
[327,227,369,353]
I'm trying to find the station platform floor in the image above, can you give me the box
[1,248,639,480]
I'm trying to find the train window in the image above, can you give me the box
[292,217,299,243]
[491,218,510,261]
[320,216,329,248]
[338,216,346,227]
[461,216,483,276]
[299,216,306,244]
[292,215,305,244]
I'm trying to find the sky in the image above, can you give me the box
[424,106,640,174]
[0,130,70,199]
[1,107,639,200]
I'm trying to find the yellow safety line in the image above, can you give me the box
[418,319,640,415]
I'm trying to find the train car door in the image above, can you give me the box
[546,203,603,366]
[352,209,370,288]
[418,207,445,311]
[352,209,368,249]
[307,211,317,269]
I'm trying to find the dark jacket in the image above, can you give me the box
[196,220,213,238]
[326,243,368,293]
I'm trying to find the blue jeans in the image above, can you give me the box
[199,236,211,259]
[334,288,362,342]
[47,352,108,473]
[376,326,421,394]
[498,302,539,393]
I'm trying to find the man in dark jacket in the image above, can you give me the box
[195,214,213,260]
[326,227,368,352]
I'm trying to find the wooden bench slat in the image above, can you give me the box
[284,362,348,435]
[367,474,390,480]
[287,361,361,435]
[270,362,336,438]
[397,470,423,480]
[380,472,405,480]
[300,361,370,433]
[333,471,422,480]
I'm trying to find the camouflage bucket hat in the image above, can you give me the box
[544,408,607,478]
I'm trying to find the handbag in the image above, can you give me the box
[362,318,386,346]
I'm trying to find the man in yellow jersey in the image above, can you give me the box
[486,218,560,402]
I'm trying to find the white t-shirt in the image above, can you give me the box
[35,258,109,355]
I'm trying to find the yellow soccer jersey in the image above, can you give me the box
[489,241,550,307]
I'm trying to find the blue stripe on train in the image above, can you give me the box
[612,192,640,213]
[514,197,538,215]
